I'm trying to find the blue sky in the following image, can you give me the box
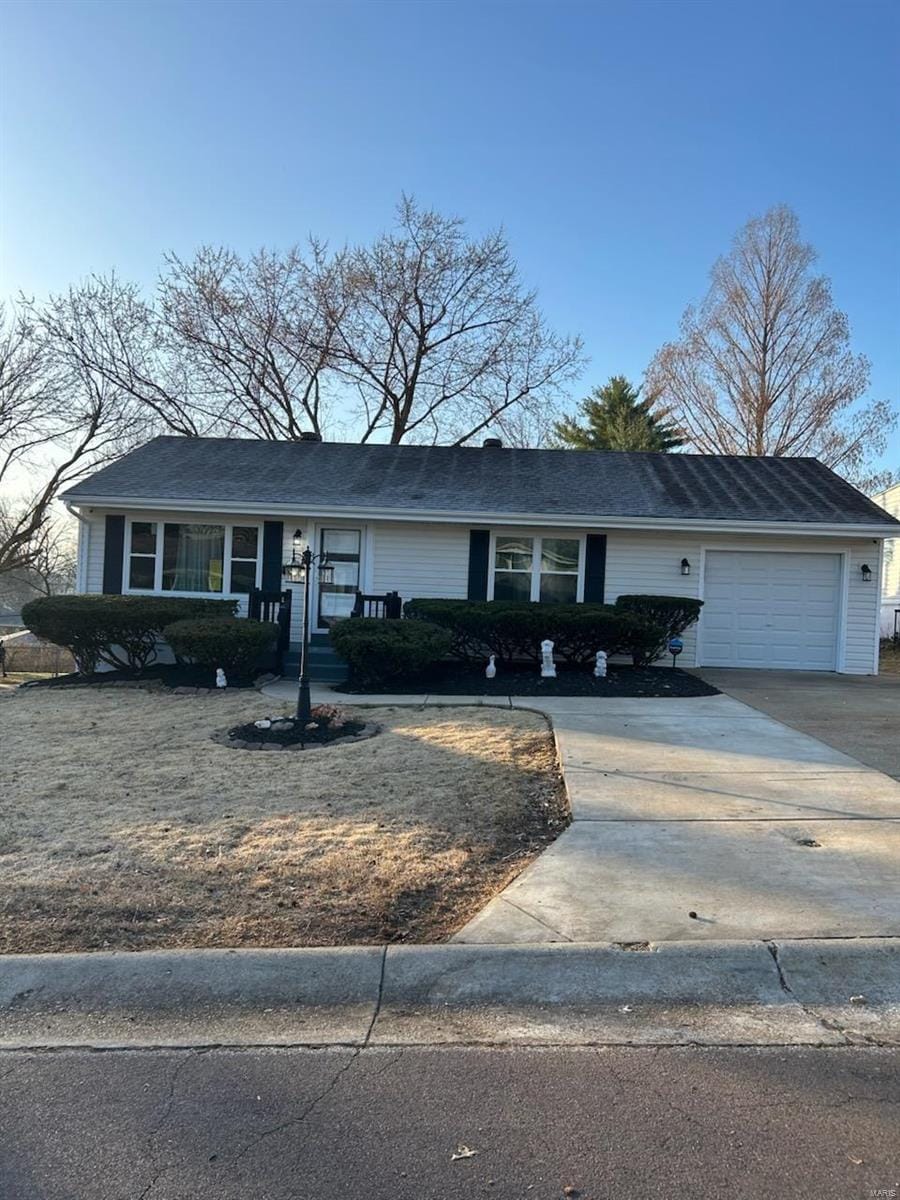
[1,0,898,472]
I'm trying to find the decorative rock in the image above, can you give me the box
[270,719,294,732]
[254,719,272,730]
[594,650,608,679]
[260,742,283,751]
[540,639,557,679]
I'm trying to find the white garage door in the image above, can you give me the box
[700,551,841,670]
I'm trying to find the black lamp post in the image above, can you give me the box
[283,530,333,724]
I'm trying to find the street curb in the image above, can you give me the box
[1,939,897,1049]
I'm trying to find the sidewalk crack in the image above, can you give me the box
[765,941,881,1046]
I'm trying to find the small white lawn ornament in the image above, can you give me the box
[594,650,608,679]
[215,668,227,689]
[485,654,497,679]
[540,639,556,679]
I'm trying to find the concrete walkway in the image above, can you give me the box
[262,680,900,945]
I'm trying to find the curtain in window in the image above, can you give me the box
[163,524,224,592]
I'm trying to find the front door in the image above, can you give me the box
[316,528,362,629]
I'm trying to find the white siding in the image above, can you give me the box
[73,509,885,674]
[845,540,882,673]
[604,529,883,674]
[873,483,900,637]
[83,512,106,594]
[371,522,470,601]
[605,531,705,664]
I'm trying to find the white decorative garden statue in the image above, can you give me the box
[215,668,227,689]
[540,639,557,678]
[485,654,497,679]
[594,650,608,679]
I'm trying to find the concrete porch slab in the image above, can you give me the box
[455,819,900,944]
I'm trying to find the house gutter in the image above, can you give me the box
[61,496,899,541]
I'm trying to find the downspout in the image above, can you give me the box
[64,502,90,594]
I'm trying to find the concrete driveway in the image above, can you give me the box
[456,693,900,944]
[693,668,900,779]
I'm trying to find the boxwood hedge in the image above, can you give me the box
[403,598,662,666]
[21,594,238,675]
[614,595,703,666]
[163,617,279,676]
[330,618,452,690]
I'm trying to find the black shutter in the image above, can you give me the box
[583,534,607,603]
[102,515,125,594]
[467,529,490,601]
[261,521,284,591]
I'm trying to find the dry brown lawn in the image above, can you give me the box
[880,640,900,676]
[0,686,567,952]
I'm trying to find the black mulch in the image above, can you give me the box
[228,712,366,747]
[23,663,268,691]
[336,662,720,698]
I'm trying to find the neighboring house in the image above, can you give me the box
[61,436,900,675]
[872,481,900,640]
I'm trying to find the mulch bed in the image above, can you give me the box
[22,663,272,692]
[337,662,720,698]
[219,710,370,751]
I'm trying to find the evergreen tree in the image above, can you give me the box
[552,375,684,451]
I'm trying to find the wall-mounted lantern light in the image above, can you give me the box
[860,563,873,583]
[680,558,691,577]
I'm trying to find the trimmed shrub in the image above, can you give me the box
[163,617,279,676]
[404,598,661,666]
[21,594,238,674]
[614,595,703,665]
[329,618,452,689]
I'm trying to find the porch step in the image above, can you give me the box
[283,638,348,684]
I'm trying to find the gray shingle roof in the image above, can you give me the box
[63,436,900,527]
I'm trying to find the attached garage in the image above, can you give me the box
[699,550,842,670]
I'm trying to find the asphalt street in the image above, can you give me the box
[0,1045,897,1199]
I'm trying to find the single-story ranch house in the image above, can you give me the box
[62,435,900,674]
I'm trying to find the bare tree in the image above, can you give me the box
[30,276,205,437]
[0,518,76,611]
[646,205,895,490]
[0,304,141,576]
[21,198,583,448]
[322,197,584,444]
[160,244,341,439]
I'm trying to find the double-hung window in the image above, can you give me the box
[126,521,260,595]
[492,534,581,603]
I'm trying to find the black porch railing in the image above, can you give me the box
[350,590,402,619]
[248,587,292,673]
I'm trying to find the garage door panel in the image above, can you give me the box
[700,551,840,670]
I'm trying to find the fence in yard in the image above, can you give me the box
[0,628,75,677]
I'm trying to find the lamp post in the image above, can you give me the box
[283,531,333,725]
